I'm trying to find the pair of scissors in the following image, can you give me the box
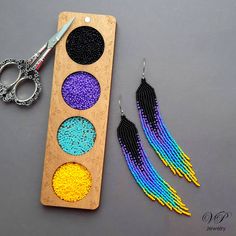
[0,17,75,106]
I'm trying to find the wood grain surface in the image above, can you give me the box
[41,12,116,210]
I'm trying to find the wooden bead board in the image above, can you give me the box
[41,12,116,210]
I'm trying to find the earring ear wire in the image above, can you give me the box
[118,96,124,116]
[142,58,146,80]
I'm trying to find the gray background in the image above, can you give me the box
[0,0,235,235]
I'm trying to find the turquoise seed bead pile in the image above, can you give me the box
[57,116,96,156]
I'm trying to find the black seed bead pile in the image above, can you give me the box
[66,26,105,65]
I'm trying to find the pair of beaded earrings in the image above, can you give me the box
[117,59,200,216]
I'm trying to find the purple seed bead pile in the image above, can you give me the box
[62,71,101,110]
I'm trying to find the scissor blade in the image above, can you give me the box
[47,17,75,49]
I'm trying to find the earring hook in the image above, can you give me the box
[142,58,146,79]
[118,96,124,116]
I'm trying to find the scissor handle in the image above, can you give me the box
[0,58,27,97]
[0,59,42,106]
[3,69,41,106]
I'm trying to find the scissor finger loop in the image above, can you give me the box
[0,58,27,97]
[15,76,41,106]
[3,70,41,106]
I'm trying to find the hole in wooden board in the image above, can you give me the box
[85,16,91,23]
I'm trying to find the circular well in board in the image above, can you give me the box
[66,26,105,65]
[57,116,96,156]
[61,71,101,110]
[52,162,92,202]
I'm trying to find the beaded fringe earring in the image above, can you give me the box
[136,59,200,187]
[117,100,191,216]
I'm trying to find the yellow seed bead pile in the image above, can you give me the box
[52,162,92,202]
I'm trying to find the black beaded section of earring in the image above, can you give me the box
[117,115,144,169]
[66,26,105,65]
[136,78,157,124]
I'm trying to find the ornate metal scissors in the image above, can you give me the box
[0,18,74,106]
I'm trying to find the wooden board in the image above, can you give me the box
[41,12,116,210]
